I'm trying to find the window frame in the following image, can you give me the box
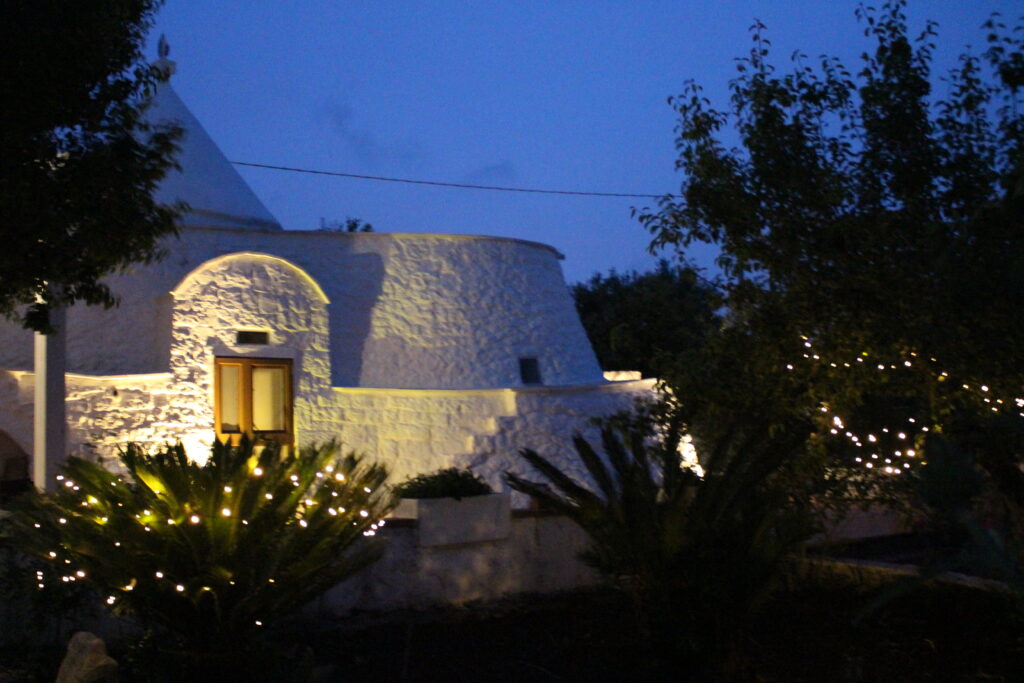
[214,357,293,446]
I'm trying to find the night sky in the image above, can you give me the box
[151,1,1019,284]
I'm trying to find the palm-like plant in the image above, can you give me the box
[12,439,392,659]
[506,402,818,673]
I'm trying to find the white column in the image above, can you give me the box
[33,306,66,491]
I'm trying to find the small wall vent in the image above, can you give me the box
[236,330,269,345]
[519,357,542,385]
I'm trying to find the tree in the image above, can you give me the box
[318,217,374,232]
[640,3,1024,533]
[571,260,719,378]
[0,1,182,332]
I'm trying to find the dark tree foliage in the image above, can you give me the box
[0,1,182,332]
[318,217,374,232]
[572,260,719,378]
[640,3,1024,524]
[507,401,820,678]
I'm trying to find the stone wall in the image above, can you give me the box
[319,512,599,613]
[0,369,654,491]
[168,252,334,455]
[0,228,603,390]
[324,379,655,493]
[0,230,654,485]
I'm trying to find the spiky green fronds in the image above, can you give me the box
[11,439,392,650]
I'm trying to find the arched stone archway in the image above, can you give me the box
[168,252,334,449]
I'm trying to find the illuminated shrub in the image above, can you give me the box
[11,439,392,659]
[392,467,492,500]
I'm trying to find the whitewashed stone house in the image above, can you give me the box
[0,67,654,495]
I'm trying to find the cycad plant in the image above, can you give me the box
[11,439,392,670]
[506,402,818,676]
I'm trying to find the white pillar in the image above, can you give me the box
[33,306,66,491]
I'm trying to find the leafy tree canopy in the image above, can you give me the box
[318,217,374,232]
[0,1,182,332]
[640,2,1024,512]
[572,260,720,378]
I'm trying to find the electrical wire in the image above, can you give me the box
[231,161,671,200]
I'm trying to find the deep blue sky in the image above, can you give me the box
[151,1,1019,284]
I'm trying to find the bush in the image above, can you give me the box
[0,523,97,681]
[9,439,392,675]
[393,467,492,500]
[506,402,819,679]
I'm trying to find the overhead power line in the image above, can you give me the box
[231,161,671,200]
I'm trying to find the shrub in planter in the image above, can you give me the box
[392,468,510,547]
[392,467,492,500]
[9,439,392,677]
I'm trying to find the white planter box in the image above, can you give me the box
[392,492,511,547]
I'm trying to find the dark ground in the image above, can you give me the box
[3,535,1021,682]
[302,573,1021,682]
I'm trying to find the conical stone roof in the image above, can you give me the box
[148,60,281,231]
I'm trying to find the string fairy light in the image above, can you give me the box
[24,451,389,636]
[787,335,1023,474]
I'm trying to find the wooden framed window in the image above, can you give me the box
[215,357,293,446]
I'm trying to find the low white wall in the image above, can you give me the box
[0,367,655,491]
[318,512,598,614]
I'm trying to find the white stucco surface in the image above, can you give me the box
[0,229,654,489]
[0,228,603,390]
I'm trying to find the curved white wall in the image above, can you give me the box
[0,228,603,390]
